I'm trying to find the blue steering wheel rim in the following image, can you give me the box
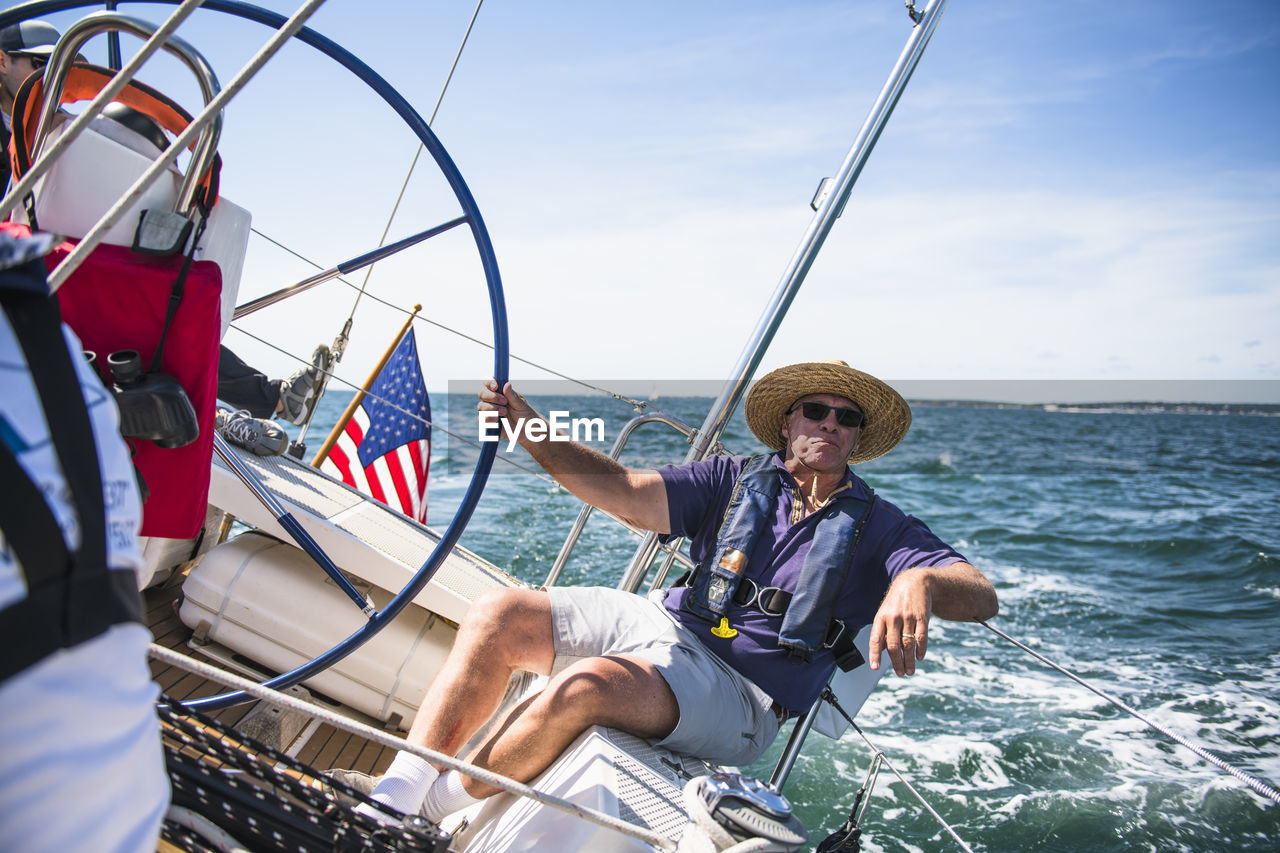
[0,0,510,711]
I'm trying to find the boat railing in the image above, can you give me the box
[28,9,223,220]
[0,1,207,230]
[543,411,705,589]
[0,0,331,294]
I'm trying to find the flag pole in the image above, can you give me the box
[311,305,422,468]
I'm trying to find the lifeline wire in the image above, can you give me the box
[332,279,653,410]
[225,322,693,561]
[980,620,1280,805]
[228,324,556,485]
[148,645,678,851]
[821,689,975,852]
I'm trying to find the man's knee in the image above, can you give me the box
[457,588,553,670]
[464,588,546,631]
[538,657,677,738]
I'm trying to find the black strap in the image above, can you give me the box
[148,210,208,373]
[1,119,12,194]
[815,805,864,852]
[0,438,71,586]
[0,251,142,682]
[8,72,41,231]
[728,584,865,672]
[1,259,106,572]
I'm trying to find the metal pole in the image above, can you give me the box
[0,3,209,223]
[543,412,695,588]
[46,0,331,292]
[616,0,951,593]
[105,0,122,69]
[769,700,824,791]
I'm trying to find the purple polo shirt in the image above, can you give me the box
[658,453,965,712]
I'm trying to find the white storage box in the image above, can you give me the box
[16,113,250,336]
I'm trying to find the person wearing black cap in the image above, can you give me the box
[0,20,60,191]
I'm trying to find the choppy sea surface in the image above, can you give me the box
[307,392,1280,852]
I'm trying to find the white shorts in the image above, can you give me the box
[547,586,779,765]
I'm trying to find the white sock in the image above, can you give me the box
[355,752,439,822]
[421,770,483,822]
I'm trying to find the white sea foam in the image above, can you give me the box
[992,564,1099,601]
[852,730,1013,794]
[1247,583,1280,600]
[858,835,924,853]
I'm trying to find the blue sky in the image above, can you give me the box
[26,0,1280,401]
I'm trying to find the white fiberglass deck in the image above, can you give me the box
[207,443,521,625]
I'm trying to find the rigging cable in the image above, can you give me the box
[226,322,698,573]
[347,0,485,319]
[330,279,653,410]
[240,0,654,414]
[230,324,552,483]
[980,620,1280,805]
[244,227,653,411]
[819,688,975,853]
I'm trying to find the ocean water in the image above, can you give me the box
[306,392,1280,852]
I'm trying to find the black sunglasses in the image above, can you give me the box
[788,401,866,429]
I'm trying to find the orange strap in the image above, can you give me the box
[9,63,220,211]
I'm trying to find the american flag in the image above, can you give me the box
[319,329,431,522]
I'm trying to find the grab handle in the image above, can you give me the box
[20,10,222,217]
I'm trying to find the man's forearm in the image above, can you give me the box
[521,428,627,497]
[478,379,670,532]
[914,562,998,622]
[518,425,670,533]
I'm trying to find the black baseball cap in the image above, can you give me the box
[0,21,60,58]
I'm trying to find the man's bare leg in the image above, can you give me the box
[360,587,556,817]
[370,586,679,818]
[406,587,558,758]
[458,653,679,798]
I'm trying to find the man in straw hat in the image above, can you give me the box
[351,363,996,823]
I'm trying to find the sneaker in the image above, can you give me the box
[278,347,325,425]
[215,408,288,456]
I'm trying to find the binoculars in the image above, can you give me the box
[93,349,199,448]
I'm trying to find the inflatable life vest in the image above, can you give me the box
[680,454,875,670]
[6,56,250,539]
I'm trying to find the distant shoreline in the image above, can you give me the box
[374,388,1280,416]
[909,400,1280,416]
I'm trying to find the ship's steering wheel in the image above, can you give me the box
[0,0,509,711]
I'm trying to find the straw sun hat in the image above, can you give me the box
[744,360,911,465]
